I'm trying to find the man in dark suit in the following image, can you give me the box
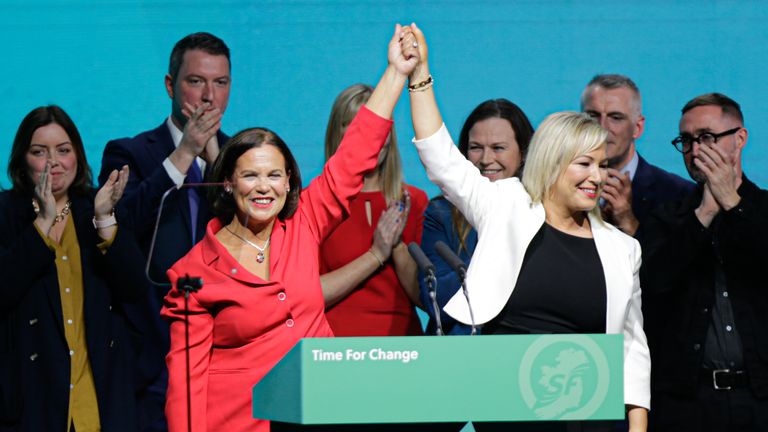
[642,93,768,431]
[98,32,231,431]
[580,74,694,237]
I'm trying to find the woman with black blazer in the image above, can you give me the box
[0,105,145,431]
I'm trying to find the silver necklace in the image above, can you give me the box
[225,226,270,263]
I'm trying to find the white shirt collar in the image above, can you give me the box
[623,151,639,181]
[166,116,183,148]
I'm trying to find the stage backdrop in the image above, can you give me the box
[1,1,766,196]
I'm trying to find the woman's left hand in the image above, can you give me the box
[389,24,420,77]
[392,189,412,245]
[95,165,130,218]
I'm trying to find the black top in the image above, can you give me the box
[484,223,607,335]
[640,175,768,397]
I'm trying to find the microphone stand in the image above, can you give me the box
[146,183,219,432]
[434,241,477,335]
[458,270,477,336]
[177,275,203,432]
[407,242,445,336]
[424,270,444,336]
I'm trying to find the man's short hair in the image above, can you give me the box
[581,74,642,115]
[168,32,230,85]
[681,93,744,124]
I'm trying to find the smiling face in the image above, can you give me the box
[466,117,523,181]
[548,146,608,215]
[26,123,78,199]
[229,145,290,230]
[582,86,644,169]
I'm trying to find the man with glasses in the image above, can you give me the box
[641,93,768,431]
[581,74,693,238]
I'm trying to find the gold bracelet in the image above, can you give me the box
[408,75,433,93]
[368,249,384,268]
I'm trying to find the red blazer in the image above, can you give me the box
[161,107,393,432]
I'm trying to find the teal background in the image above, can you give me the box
[2,0,767,195]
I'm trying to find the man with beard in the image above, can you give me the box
[641,93,768,431]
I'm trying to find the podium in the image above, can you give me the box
[253,334,624,425]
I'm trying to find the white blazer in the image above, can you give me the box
[413,124,650,410]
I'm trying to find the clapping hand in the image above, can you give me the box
[371,194,411,263]
[601,169,639,235]
[33,162,57,234]
[180,102,222,164]
[95,165,130,220]
[392,189,412,245]
[695,142,741,210]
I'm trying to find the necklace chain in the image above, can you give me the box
[225,225,270,263]
[32,200,72,226]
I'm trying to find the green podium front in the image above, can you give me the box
[252,334,623,424]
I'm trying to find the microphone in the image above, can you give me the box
[435,241,466,278]
[407,242,435,275]
[145,182,226,286]
[434,241,477,335]
[408,242,444,336]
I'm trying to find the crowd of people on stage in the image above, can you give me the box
[0,22,766,432]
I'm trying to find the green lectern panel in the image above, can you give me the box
[253,334,624,424]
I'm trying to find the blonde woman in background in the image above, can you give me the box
[320,83,428,336]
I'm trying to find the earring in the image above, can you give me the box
[285,185,290,192]
[224,186,232,194]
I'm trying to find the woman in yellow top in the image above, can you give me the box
[0,105,146,431]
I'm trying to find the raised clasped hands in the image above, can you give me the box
[399,23,429,83]
[389,23,421,78]
[95,165,130,220]
[179,101,222,165]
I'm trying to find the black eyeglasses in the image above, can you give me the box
[671,127,741,154]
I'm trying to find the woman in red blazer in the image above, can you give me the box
[160,25,422,432]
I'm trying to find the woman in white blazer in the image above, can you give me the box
[401,24,649,431]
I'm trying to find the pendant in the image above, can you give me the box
[256,252,265,264]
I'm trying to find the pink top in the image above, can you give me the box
[161,106,393,432]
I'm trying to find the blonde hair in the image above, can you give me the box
[522,111,607,219]
[324,83,403,202]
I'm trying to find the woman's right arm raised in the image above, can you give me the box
[407,23,443,139]
[406,23,495,229]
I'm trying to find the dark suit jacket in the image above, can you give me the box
[0,189,145,431]
[641,176,768,398]
[98,122,228,393]
[631,154,695,233]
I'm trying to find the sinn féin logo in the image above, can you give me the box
[518,335,610,420]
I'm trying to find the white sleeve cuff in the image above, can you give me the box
[412,123,450,146]
[162,157,186,186]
